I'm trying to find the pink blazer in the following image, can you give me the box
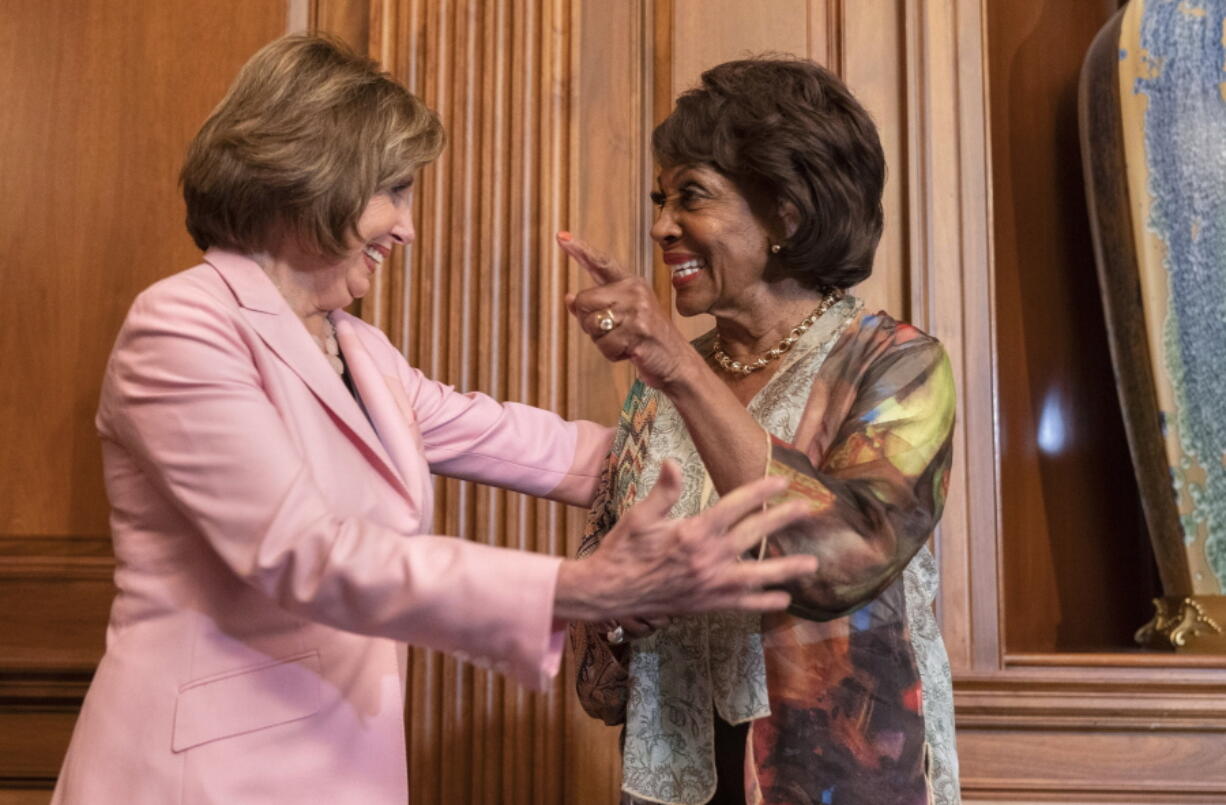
[51,250,612,804]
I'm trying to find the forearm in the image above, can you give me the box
[662,354,769,494]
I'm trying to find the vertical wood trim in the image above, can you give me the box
[361,1,610,800]
[310,0,370,49]
[805,0,844,72]
[287,0,311,33]
[563,1,648,798]
[903,0,998,672]
[840,0,907,317]
[648,0,673,305]
[826,0,845,77]
[806,1,824,66]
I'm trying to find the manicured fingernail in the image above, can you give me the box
[557,231,572,242]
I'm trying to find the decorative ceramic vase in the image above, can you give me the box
[1082,0,1226,651]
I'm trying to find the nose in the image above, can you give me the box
[650,206,680,246]
[391,203,415,245]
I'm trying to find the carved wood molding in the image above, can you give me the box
[957,674,1226,732]
[962,783,1226,803]
[0,536,112,698]
[958,654,1226,800]
[0,673,92,708]
[0,537,113,581]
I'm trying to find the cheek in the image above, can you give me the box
[343,259,370,294]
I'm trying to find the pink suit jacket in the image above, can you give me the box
[51,249,612,804]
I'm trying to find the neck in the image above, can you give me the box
[712,280,826,359]
[251,248,338,340]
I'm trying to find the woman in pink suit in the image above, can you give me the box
[50,35,816,804]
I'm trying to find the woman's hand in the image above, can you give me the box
[558,232,699,390]
[553,461,818,622]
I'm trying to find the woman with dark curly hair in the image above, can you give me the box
[564,57,960,805]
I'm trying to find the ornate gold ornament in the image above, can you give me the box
[1135,595,1225,651]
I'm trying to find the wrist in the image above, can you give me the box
[658,348,709,400]
[554,558,608,622]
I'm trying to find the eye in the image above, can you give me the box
[389,180,414,198]
[679,184,705,208]
[649,190,666,208]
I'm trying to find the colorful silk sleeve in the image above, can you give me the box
[764,318,956,621]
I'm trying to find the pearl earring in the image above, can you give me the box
[770,243,782,254]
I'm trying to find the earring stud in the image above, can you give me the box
[770,243,782,254]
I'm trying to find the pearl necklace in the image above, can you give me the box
[712,289,844,376]
[312,316,345,376]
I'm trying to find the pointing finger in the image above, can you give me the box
[558,231,628,285]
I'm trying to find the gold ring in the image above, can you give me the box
[597,309,617,332]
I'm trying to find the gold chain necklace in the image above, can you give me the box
[712,289,844,376]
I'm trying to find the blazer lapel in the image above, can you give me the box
[203,249,412,501]
[333,315,432,525]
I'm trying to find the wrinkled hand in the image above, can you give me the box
[555,461,818,622]
[558,231,696,389]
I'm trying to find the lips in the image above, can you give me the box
[363,243,389,271]
[663,253,705,287]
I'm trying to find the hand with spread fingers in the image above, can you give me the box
[555,461,816,622]
[559,231,698,391]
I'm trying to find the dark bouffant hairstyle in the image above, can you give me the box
[652,57,885,289]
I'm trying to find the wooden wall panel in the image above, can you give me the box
[0,0,291,797]
[359,1,624,802]
[0,0,287,537]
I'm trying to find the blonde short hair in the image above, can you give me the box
[181,33,444,259]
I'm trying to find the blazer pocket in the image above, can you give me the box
[172,650,322,753]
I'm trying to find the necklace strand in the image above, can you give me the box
[312,316,345,376]
[712,289,844,376]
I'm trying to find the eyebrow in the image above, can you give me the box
[655,169,705,193]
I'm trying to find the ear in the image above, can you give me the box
[776,200,801,240]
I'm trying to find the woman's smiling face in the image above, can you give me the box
[340,182,415,303]
[282,182,416,313]
[650,163,777,318]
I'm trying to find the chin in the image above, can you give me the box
[672,294,710,318]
